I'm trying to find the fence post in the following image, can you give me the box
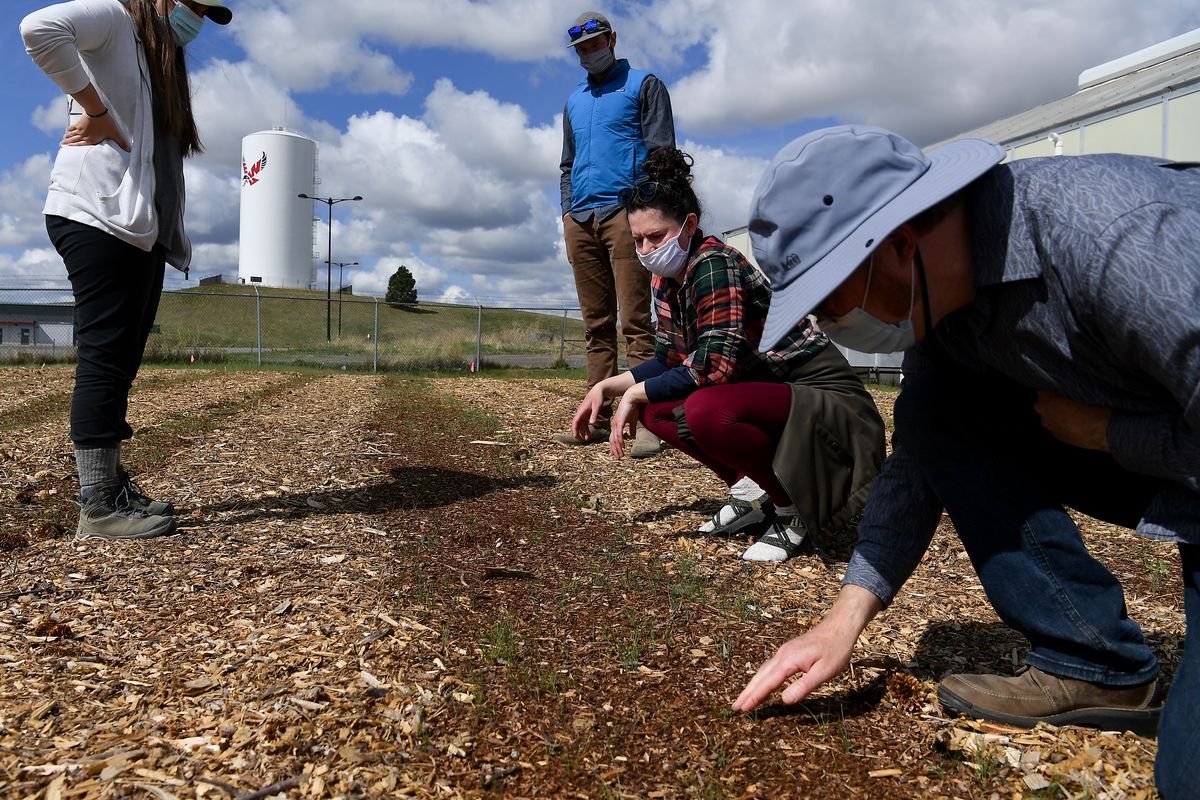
[559,309,568,366]
[373,298,379,374]
[474,304,483,373]
[254,286,262,366]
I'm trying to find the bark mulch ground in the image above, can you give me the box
[0,367,1185,799]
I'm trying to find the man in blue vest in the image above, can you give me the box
[554,11,675,458]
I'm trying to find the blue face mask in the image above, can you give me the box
[169,2,205,46]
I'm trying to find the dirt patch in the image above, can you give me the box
[0,371,1185,799]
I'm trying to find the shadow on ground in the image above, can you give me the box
[190,465,557,527]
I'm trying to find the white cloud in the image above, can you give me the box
[31,97,68,138]
[0,155,55,249]
[226,5,413,95]
[682,140,768,235]
[0,246,65,282]
[657,0,1199,144]
[437,285,473,304]
[230,0,571,94]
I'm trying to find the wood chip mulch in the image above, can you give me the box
[0,367,1185,799]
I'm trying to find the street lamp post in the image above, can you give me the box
[333,260,358,337]
[298,193,362,341]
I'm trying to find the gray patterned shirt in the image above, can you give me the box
[846,154,1200,605]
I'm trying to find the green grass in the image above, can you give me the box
[145,285,586,370]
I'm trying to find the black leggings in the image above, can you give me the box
[46,215,166,448]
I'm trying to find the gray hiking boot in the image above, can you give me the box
[76,484,176,541]
[117,465,175,516]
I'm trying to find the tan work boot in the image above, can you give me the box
[629,427,662,459]
[76,484,176,541]
[551,423,611,446]
[937,665,1160,737]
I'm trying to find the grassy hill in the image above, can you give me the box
[147,284,589,370]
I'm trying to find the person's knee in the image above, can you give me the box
[681,395,733,447]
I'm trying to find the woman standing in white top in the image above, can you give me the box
[20,0,232,540]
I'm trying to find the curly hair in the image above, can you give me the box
[621,147,703,223]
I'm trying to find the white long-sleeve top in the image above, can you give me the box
[21,0,189,266]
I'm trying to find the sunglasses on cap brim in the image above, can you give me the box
[568,19,609,40]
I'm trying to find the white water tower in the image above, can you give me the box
[237,128,317,289]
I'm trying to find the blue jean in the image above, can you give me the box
[896,366,1162,683]
[1156,543,1199,799]
[897,365,1198,792]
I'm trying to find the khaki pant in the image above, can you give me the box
[563,210,656,405]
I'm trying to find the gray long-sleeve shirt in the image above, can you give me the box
[845,154,1200,605]
[559,72,675,221]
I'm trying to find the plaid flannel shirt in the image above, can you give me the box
[639,235,827,403]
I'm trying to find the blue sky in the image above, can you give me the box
[4,0,1198,304]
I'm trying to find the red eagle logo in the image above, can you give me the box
[241,151,268,186]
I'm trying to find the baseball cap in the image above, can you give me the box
[194,0,232,25]
[749,125,1004,349]
[567,12,612,47]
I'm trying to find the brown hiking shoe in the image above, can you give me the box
[937,665,1160,737]
[551,423,611,446]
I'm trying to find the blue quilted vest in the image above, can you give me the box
[566,59,650,212]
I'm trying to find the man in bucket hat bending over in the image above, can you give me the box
[731,125,1198,797]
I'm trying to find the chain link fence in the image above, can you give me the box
[0,286,593,372]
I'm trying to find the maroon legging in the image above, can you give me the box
[639,382,794,505]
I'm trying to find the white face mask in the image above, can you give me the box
[819,254,917,353]
[637,221,692,278]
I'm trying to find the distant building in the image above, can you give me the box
[936,27,1200,161]
[0,302,74,349]
[722,28,1200,384]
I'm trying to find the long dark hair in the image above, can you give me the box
[621,148,703,224]
[126,0,202,156]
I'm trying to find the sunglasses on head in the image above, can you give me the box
[617,182,659,205]
[568,19,607,40]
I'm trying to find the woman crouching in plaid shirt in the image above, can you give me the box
[567,148,886,561]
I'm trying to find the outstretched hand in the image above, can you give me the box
[732,620,856,711]
[570,385,607,440]
[609,393,641,459]
[732,584,883,712]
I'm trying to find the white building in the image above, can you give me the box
[0,302,74,351]
[724,28,1200,383]
[237,128,318,290]
[936,27,1200,161]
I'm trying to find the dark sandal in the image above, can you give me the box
[707,495,775,537]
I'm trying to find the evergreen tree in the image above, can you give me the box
[385,265,418,306]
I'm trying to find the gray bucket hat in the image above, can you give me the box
[567,11,612,47]
[748,125,1004,349]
